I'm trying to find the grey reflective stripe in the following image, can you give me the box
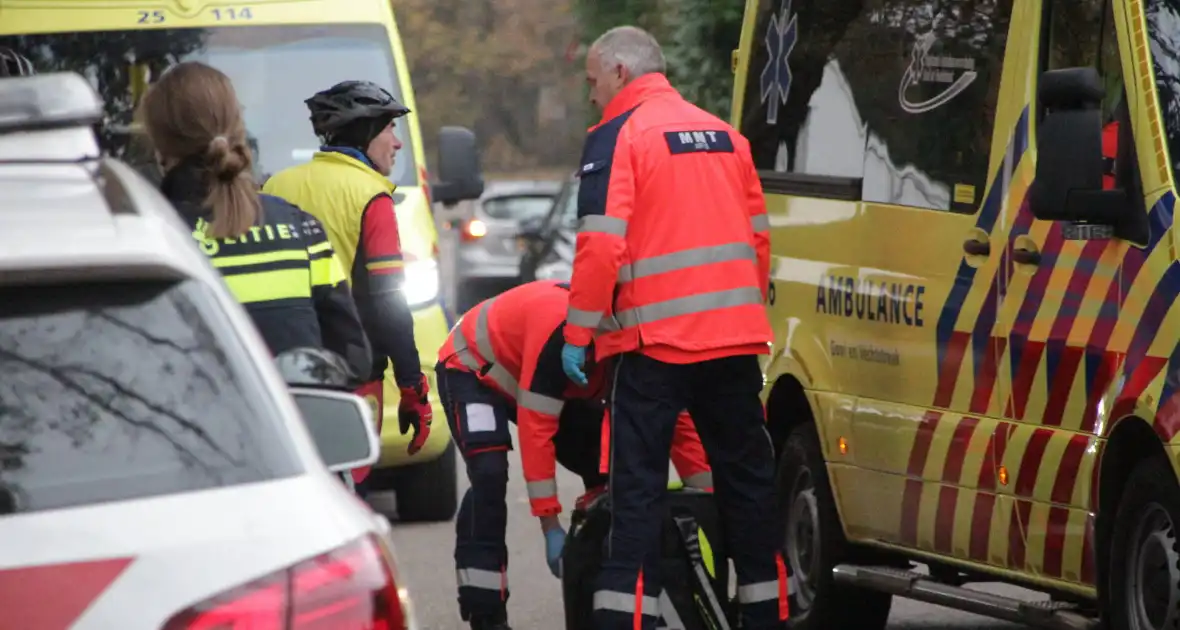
[657,590,686,629]
[737,579,782,603]
[592,590,660,616]
[567,305,604,328]
[451,314,484,372]
[526,478,558,500]
[597,316,621,333]
[578,215,628,237]
[456,567,505,591]
[518,389,565,415]
[617,242,755,283]
[616,286,763,328]
[681,471,713,489]
[751,213,770,232]
[454,299,519,393]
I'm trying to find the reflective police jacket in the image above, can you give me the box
[439,280,712,516]
[263,149,422,386]
[564,74,773,363]
[161,162,371,375]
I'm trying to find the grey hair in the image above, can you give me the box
[591,26,666,78]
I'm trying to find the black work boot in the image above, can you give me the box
[468,611,511,630]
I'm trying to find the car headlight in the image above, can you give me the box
[402,259,440,308]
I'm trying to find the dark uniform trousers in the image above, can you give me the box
[437,364,608,620]
[594,353,788,630]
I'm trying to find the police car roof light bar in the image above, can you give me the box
[0,72,103,135]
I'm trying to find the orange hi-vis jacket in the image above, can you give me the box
[438,280,712,516]
[564,74,773,363]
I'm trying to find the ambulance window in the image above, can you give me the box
[1145,0,1180,187]
[1045,0,1122,121]
[739,0,1014,212]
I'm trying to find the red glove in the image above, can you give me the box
[398,374,432,455]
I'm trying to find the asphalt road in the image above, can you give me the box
[376,430,1033,630]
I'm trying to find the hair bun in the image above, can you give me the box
[206,135,249,181]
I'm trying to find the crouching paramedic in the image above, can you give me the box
[561,27,788,630]
[437,280,711,630]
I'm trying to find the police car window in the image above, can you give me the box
[739,0,1014,212]
[1145,0,1180,186]
[0,24,418,188]
[0,280,302,515]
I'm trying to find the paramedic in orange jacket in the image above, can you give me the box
[437,279,711,630]
[560,27,789,630]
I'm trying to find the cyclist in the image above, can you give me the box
[142,61,372,378]
[263,81,432,476]
[0,47,34,78]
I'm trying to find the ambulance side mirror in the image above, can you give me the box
[433,126,485,208]
[1030,67,1126,224]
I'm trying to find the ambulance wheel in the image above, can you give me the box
[778,423,891,630]
[1108,454,1180,630]
[394,441,459,523]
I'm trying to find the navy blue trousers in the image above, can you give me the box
[593,353,788,630]
[439,365,608,620]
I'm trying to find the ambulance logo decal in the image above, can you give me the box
[760,1,797,125]
[898,32,978,114]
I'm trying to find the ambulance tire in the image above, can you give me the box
[1107,453,1180,630]
[778,423,891,630]
[393,441,459,523]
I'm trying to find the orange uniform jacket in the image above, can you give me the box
[439,280,711,516]
[564,74,773,362]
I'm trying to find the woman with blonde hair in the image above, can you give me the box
[142,61,371,377]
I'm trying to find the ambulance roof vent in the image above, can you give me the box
[0,72,103,135]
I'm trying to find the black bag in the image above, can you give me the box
[562,488,732,630]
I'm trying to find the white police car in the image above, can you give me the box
[0,73,419,629]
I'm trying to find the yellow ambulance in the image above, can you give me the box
[737,0,1180,627]
[0,0,482,522]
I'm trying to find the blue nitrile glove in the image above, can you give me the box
[544,526,567,578]
[562,343,588,386]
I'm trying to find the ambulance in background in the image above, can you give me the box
[0,0,484,522]
[737,0,1180,628]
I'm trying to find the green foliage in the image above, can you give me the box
[574,0,743,119]
[664,0,744,120]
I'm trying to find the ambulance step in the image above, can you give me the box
[831,564,1099,630]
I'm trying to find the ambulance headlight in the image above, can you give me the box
[402,259,440,308]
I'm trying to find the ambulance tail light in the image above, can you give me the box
[460,218,488,241]
[162,534,410,630]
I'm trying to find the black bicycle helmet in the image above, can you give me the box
[275,347,363,391]
[304,80,410,138]
[0,48,34,78]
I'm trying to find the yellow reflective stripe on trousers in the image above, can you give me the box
[592,590,660,616]
[526,478,558,501]
[222,269,312,303]
[518,389,565,415]
[681,471,713,489]
[456,567,505,591]
[615,286,763,328]
[750,213,770,232]
[616,242,755,283]
[577,214,628,237]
